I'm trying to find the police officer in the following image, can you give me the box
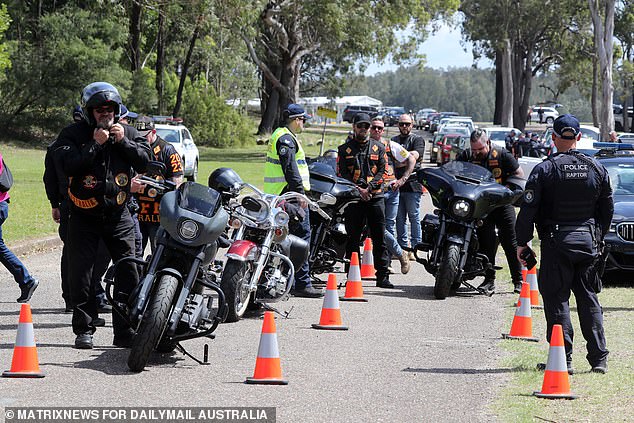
[516,114,612,374]
[457,129,524,294]
[337,113,392,288]
[263,104,323,298]
[131,116,184,252]
[56,82,150,349]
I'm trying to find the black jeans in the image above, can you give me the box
[67,208,138,337]
[477,204,522,283]
[288,208,312,290]
[344,198,390,280]
[539,230,608,366]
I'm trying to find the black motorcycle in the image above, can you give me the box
[305,156,361,278]
[106,163,229,372]
[414,161,524,299]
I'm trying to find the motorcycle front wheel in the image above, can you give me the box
[434,243,460,300]
[220,259,253,323]
[128,275,178,372]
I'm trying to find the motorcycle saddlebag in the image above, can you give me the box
[280,234,310,271]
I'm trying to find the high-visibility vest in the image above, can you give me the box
[264,127,310,194]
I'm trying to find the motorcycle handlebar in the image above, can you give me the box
[135,175,177,193]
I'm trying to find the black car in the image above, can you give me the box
[342,105,379,123]
[595,146,634,281]
[381,106,406,126]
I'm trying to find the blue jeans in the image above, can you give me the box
[396,191,422,249]
[0,201,34,286]
[383,190,402,256]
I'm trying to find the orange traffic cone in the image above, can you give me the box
[3,304,45,378]
[312,274,348,330]
[526,266,542,308]
[245,311,288,385]
[534,324,578,399]
[360,238,376,279]
[502,282,539,342]
[341,252,368,302]
[521,263,528,284]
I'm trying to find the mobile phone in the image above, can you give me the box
[520,246,537,270]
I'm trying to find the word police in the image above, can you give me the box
[560,163,588,179]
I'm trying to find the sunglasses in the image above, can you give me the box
[95,107,114,114]
[398,122,412,127]
[371,125,384,131]
[356,123,370,129]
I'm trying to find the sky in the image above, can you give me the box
[362,23,493,75]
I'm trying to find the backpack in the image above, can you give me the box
[0,159,14,192]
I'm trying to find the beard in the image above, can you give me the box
[96,115,114,129]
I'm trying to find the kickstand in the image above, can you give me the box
[176,343,211,365]
[261,303,294,319]
[462,281,493,297]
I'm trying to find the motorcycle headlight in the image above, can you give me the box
[178,219,199,240]
[274,210,290,227]
[451,199,472,219]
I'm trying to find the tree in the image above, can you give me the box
[614,0,634,132]
[0,4,11,77]
[224,0,460,135]
[588,0,616,140]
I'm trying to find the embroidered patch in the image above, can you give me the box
[489,160,499,166]
[346,147,352,154]
[492,168,502,178]
[524,189,534,203]
[147,188,158,198]
[82,175,97,189]
[492,149,498,158]
[115,173,129,187]
[279,146,288,156]
[372,144,378,152]
[370,154,379,160]
[116,191,127,205]
[560,163,588,179]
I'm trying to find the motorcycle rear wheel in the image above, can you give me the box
[220,259,253,323]
[435,243,460,300]
[128,275,178,372]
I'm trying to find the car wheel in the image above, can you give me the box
[546,117,554,125]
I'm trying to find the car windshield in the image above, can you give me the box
[440,161,494,182]
[604,162,634,195]
[155,128,180,144]
[487,130,508,141]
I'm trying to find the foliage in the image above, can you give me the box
[0,4,11,77]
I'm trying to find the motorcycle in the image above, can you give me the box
[106,162,230,372]
[414,161,525,299]
[209,168,330,322]
[305,156,361,277]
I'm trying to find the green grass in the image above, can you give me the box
[495,278,634,422]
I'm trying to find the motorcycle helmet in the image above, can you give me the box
[80,82,122,126]
[208,167,243,196]
[72,104,83,122]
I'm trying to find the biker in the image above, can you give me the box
[456,129,524,295]
[337,113,392,288]
[369,117,414,274]
[55,81,151,349]
[263,104,323,298]
[131,116,184,252]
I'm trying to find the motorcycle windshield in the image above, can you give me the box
[440,161,494,182]
[178,182,221,218]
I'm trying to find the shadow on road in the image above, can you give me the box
[403,366,526,374]
[0,322,69,331]
[0,308,70,316]
[47,349,188,375]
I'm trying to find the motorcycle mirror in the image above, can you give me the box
[318,193,336,206]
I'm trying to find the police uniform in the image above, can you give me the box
[264,120,315,294]
[56,120,150,341]
[135,135,184,251]
[337,136,391,284]
[516,150,613,369]
[457,146,523,289]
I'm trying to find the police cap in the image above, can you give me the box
[553,114,580,140]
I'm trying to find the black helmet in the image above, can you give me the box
[72,104,83,122]
[80,82,122,126]
[208,167,243,196]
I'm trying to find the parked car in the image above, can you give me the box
[154,120,200,181]
[416,108,436,129]
[482,126,522,150]
[423,112,442,131]
[434,133,468,165]
[614,104,633,131]
[437,125,471,139]
[429,133,443,164]
[437,117,474,134]
[595,146,634,282]
[382,106,406,126]
[529,106,559,124]
[342,105,379,123]
[618,133,634,143]
[430,112,459,133]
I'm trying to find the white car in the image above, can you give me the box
[437,117,474,134]
[481,126,521,149]
[154,123,200,181]
[529,106,559,124]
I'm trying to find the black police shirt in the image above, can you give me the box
[457,145,519,185]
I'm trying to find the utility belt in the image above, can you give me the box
[549,224,593,233]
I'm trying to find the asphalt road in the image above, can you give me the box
[0,136,519,422]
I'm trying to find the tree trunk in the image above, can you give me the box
[173,20,201,117]
[500,40,514,127]
[493,49,503,125]
[591,57,599,126]
[155,5,165,115]
[129,0,142,72]
[589,0,616,140]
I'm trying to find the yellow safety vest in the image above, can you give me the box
[264,127,310,194]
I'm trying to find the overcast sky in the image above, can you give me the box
[362,23,493,74]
